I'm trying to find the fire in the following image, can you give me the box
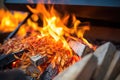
[0,2,95,79]
[26,4,93,51]
[0,5,93,49]
[0,9,27,32]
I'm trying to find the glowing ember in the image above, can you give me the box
[0,3,95,79]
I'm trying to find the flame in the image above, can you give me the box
[26,4,94,50]
[0,9,27,32]
[0,5,93,48]
[0,3,95,78]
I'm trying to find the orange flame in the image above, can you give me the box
[26,4,93,50]
[0,9,27,32]
[0,5,93,49]
[0,3,95,76]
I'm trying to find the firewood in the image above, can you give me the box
[115,74,120,80]
[53,53,97,80]
[104,51,120,80]
[93,42,116,80]
[69,40,93,57]
[26,64,41,78]
[40,64,58,80]
[30,54,48,66]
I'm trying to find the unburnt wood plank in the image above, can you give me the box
[69,40,93,57]
[93,42,116,80]
[104,51,120,80]
[115,74,120,80]
[54,53,97,80]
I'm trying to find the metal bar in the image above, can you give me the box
[5,13,32,40]
[0,49,27,70]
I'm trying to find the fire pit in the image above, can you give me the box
[0,0,120,80]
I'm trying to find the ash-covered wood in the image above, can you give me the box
[30,55,48,66]
[26,64,40,78]
[93,42,116,80]
[69,40,93,57]
[40,64,58,80]
[104,50,120,80]
[36,56,48,66]
[54,54,97,80]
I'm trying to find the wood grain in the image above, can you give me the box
[54,53,97,80]
[93,42,116,80]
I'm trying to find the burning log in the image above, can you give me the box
[93,42,116,80]
[69,40,93,57]
[0,49,27,70]
[40,64,58,80]
[54,53,97,80]
[103,50,120,80]
[26,64,41,78]
[30,54,48,66]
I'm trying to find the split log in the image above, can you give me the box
[93,42,116,80]
[69,40,93,57]
[53,53,97,80]
[104,51,120,80]
[26,64,41,78]
[30,54,48,66]
[40,64,58,80]
[115,74,120,80]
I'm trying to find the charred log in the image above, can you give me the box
[26,64,41,78]
[0,49,28,70]
[40,64,58,80]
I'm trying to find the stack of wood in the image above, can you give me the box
[54,42,120,80]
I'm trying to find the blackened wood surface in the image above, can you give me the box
[40,64,58,80]
[0,50,26,70]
